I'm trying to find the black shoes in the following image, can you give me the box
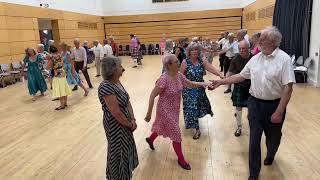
[72,85,78,91]
[234,127,242,137]
[224,89,232,93]
[248,176,258,180]
[178,161,191,170]
[264,156,274,166]
[145,138,155,150]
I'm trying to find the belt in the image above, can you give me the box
[250,96,280,103]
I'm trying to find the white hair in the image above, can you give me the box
[74,38,80,43]
[38,44,44,48]
[162,54,177,72]
[262,26,282,47]
[48,40,54,45]
[101,56,122,80]
[228,33,235,37]
[186,42,202,58]
[83,41,88,45]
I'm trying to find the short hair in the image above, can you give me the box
[25,48,36,56]
[60,42,68,50]
[38,44,44,48]
[228,33,235,37]
[48,40,54,45]
[101,56,122,80]
[130,34,134,38]
[239,40,250,49]
[74,38,80,43]
[83,41,88,46]
[49,45,59,53]
[252,32,261,39]
[261,26,282,46]
[162,54,178,72]
[186,42,202,58]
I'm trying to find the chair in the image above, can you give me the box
[154,44,160,55]
[0,64,15,87]
[141,44,146,55]
[118,45,123,56]
[11,62,23,81]
[148,44,154,55]
[294,57,312,83]
[125,45,130,56]
[295,56,303,66]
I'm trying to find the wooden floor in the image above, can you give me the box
[0,56,320,180]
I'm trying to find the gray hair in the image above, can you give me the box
[239,40,250,48]
[101,56,122,80]
[262,26,282,47]
[186,42,202,58]
[83,40,88,46]
[162,54,178,72]
[48,40,54,45]
[74,38,80,43]
[38,44,44,49]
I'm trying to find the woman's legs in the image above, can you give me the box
[146,132,158,150]
[79,82,89,96]
[172,141,191,170]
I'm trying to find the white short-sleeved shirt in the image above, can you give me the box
[240,48,296,100]
[103,44,113,57]
[90,44,104,59]
[225,41,239,58]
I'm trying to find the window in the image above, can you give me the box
[152,0,188,3]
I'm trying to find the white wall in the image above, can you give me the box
[102,0,256,16]
[308,0,320,87]
[0,0,103,15]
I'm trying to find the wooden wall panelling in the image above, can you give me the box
[103,9,242,23]
[0,43,10,57]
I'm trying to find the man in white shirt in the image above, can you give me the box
[71,39,93,89]
[219,33,239,93]
[90,40,104,77]
[209,27,295,180]
[217,32,229,72]
[103,39,113,57]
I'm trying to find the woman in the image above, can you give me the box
[48,46,72,110]
[98,56,139,180]
[60,43,89,96]
[180,42,224,139]
[251,32,261,55]
[23,48,48,101]
[145,54,210,170]
[130,34,139,68]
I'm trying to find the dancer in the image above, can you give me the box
[228,40,253,137]
[98,56,139,180]
[72,39,93,90]
[130,34,139,68]
[145,54,210,170]
[61,43,89,97]
[23,48,48,101]
[90,40,104,77]
[180,42,223,139]
[251,32,261,55]
[209,27,295,180]
[48,46,72,110]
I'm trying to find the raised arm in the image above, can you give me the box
[203,59,224,78]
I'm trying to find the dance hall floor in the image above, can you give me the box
[0,56,320,180]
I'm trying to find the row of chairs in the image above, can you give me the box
[291,55,312,83]
[118,44,162,56]
[0,62,23,88]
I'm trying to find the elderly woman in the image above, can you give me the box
[145,54,210,170]
[23,48,48,101]
[98,56,139,180]
[60,43,89,97]
[180,42,223,139]
[251,32,261,55]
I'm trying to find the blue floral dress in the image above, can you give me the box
[182,58,213,129]
[62,52,81,85]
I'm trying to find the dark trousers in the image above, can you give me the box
[219,53,226,72]
[223,56,233,76]
[74,61,93,88]
[247,96,286,177]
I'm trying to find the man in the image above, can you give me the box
[209,27,295,180]
[103,39,113,57]
[90,40,104,77]
[71,39,93,90]
[218,32,229,72]
[109,37,118,56]
[237,29,250,46]
[227,40,253,137]
[219,33,239,93]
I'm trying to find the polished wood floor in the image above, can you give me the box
[0,56,320,180]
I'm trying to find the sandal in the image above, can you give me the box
[54,106,65,111]
[193,131,201,140]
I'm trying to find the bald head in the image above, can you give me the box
[239,40,250,58]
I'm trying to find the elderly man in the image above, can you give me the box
[103,39,113,57]
[90,40,104,76]
[72,39,93,89]
[237,29,250,45]
[218,32,229,72]
[227,40,253,137]
[209,27,295,180]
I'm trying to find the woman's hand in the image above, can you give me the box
[144,113,151,122]
[130,121,137,132]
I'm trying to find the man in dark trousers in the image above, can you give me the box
[209,27,295,180]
